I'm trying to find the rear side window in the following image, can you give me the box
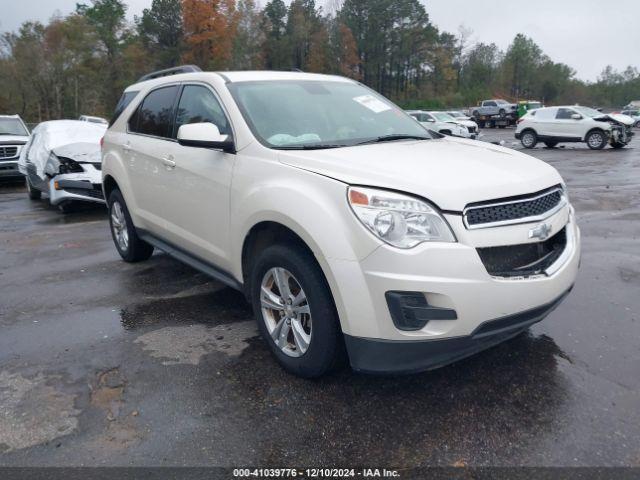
[129,85,179,138]
[110,91,138,127]
[174,85,230,137]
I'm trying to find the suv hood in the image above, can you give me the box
[595,113,635,127]
[0,134,29,144]
[278,137,562,211]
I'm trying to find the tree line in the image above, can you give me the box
[0,0,638,123]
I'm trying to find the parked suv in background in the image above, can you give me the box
[0,115,30,180]
[620,109,640,127]
[516,106,635,149]
[103,67,580,377]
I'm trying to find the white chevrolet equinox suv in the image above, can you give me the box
[102,67,580,377]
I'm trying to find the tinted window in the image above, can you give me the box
[174,85,230,136]
[556,108,576,120]
[111,91,138,126]
[485,101,497,107]
[129,86,179,138]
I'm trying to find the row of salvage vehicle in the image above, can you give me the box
[1,99,637,215]
[0,115,107,212]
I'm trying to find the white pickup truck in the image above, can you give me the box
[471,99,517,118]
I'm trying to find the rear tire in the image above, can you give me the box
[250,243,345,378]
[107,189,154,262]
[26,176,41,200]
[586,130,606,150]
[544,141,559,148]
[520,130,538,149]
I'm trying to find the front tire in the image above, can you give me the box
[520,130,538,149]
[586,130,606,150]
[26,176,41,200]
[250,243,345,378]
[107,189,154,262]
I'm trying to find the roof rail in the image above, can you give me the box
[137,65,202,83]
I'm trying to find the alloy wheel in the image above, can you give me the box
[111,201,129,252]
[588,132,604,149]
[260,267,312,357]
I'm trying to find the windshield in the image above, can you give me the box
[228,80,432,149]
[0,118,28,136]
[431,112,456,122]
[574,106,604,118]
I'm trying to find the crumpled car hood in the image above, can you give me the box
[278,137,562,211]
[595,114,635,126]
[53,142,102,163]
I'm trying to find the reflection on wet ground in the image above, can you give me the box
[1,131,639,466]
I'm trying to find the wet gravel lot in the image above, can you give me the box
[1,128,639,467]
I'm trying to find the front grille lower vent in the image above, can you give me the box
[477,227,567,278]
[0,146,18,159]
[465,187,563,228]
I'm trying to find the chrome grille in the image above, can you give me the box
[464,187,564,229]
[0,146,18,159]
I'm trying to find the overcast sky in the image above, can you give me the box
[1,0,638,81]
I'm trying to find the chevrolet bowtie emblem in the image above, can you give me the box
[529,223,552,241]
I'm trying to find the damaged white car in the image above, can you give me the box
[18,120,107,212]
[516,106,635,150]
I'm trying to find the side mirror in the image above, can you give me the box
[426,118,436,123]
[177,122,235,153]
[571,114,582,120]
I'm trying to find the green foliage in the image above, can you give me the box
[136,0,183,69]
[1,0,637,123]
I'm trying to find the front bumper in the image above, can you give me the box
[329,207,580,373]
[345,287,571,374]
[48,165,105,205]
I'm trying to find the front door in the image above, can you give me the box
[160,84,237,271]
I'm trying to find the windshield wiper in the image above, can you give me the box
[355,134,431,146]
[272,144,347,150]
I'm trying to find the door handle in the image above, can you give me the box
[122,142,131,152]
[162,156,176,169]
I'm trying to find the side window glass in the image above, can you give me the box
[174,85,230,137]
[129,85,179,138]
[556,108,574,120]
[486,101,496,107]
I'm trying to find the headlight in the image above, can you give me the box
[347,186,456,248]
[57,155,84,174]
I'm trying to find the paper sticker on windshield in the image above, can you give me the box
[353,95,392,113]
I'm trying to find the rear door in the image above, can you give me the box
[532,107,557,137]
[160,83,237,270]
[126,84,180,233]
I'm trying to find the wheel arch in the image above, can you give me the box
[102,174,120,201]
[239,219,352,335]
[584,127,607,141]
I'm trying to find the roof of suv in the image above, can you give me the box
[125,70,354,92]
